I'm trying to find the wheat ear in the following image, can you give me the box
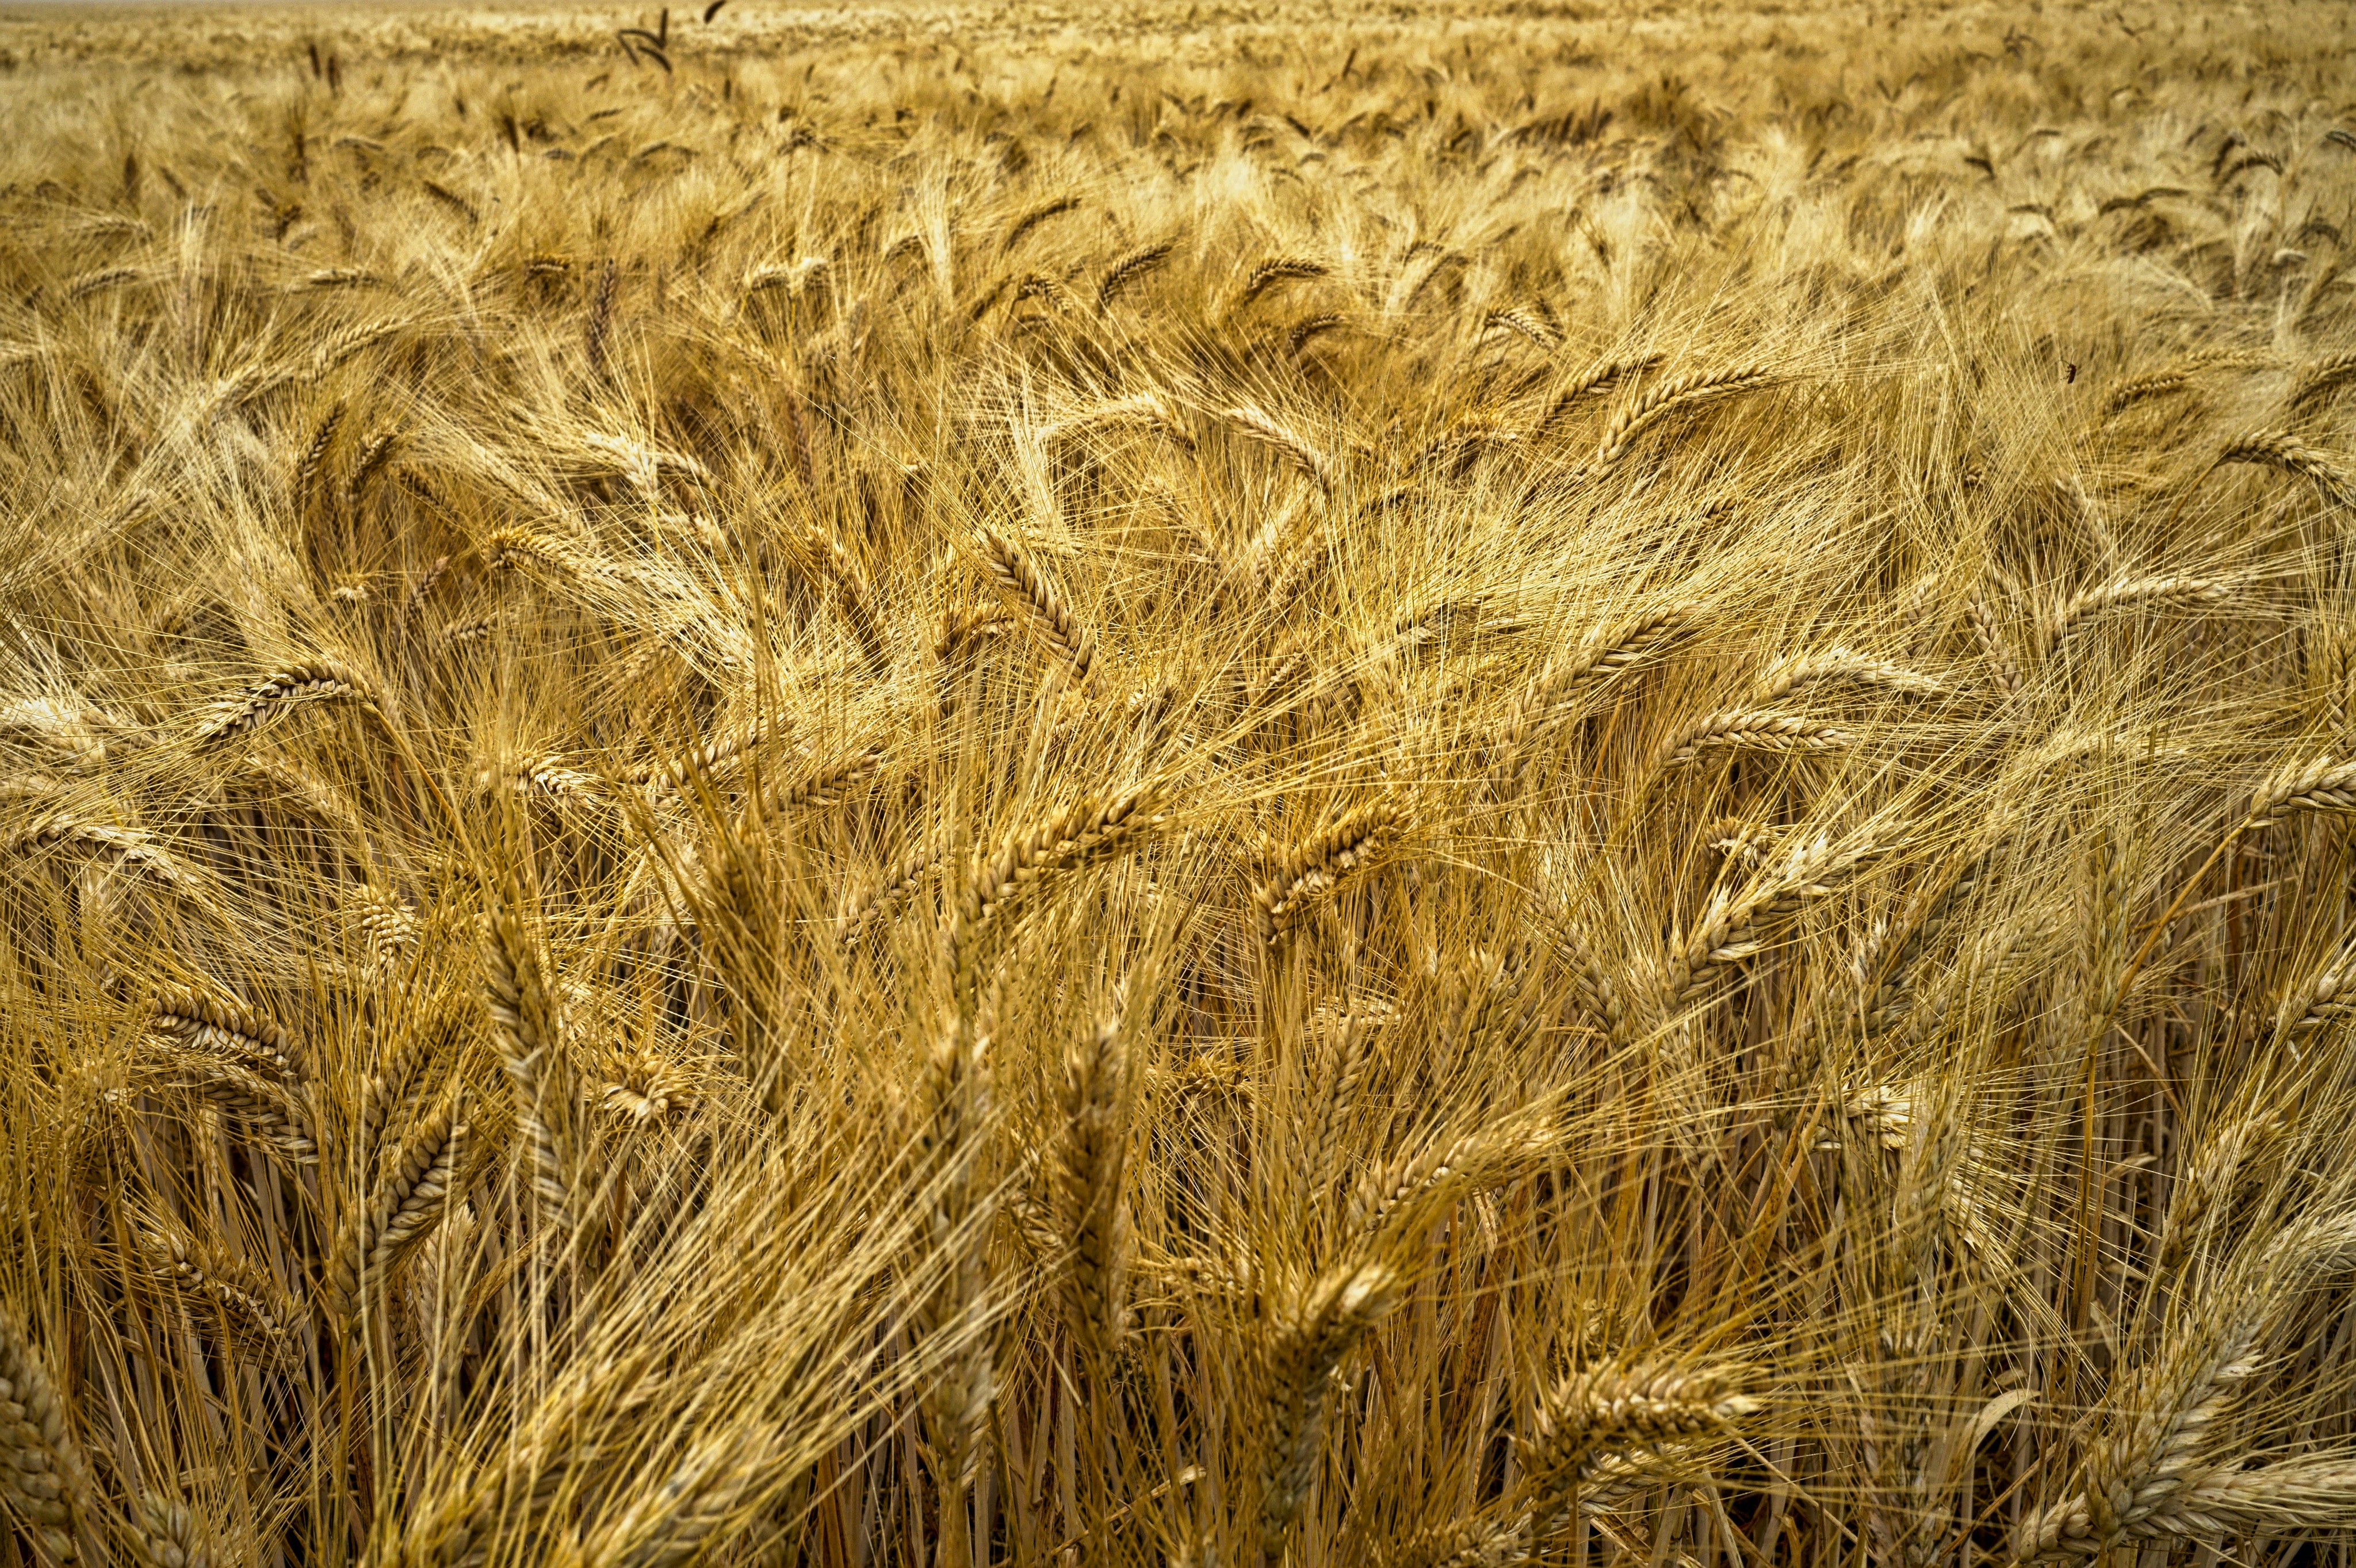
[326,1095,468,1322]
[2048,575,2235,654]
[1056,1012,1135,1363]
[2240,755,2356,832]
[1492,603,1696,791]
[1375,1517,1532,1568]
[1241,256,1326,305]
[2017,1214,2356,1559]
[630,713,786,793]
[1966,584,2024,693]
[193,659,380,745]
[294,402,345,513]
[1348,1115,1555,1243]
[1255,803,1406,948]
[803,523,890,676]
[1262,1261,1404,1536]
[1652,709,1850,772]
[128,1491,212,1568]
[912,1019,996,1515]
[2288,351,2356,411]
[1518,1361,1761,1507]
[1042,391,1194,452]
[750,743,886,816]
[1661,830,1888,1012]
[0,1307,99,1563]
[2214,429,2353,501]
[151,990,304,1085]
[483,894,587,1241]
[2103,367,2196,415]
[1097,242,1175,307]
[1223,404,1334,494]
[172,1057,318,1167]
[1860,850,1995,1038]
[575,1427,770,1568]
[840,844,944,949]
[7,819,204,898]
[585,257,618,374]
[1748,647,1944,702]
[1593,366,1780,466]
[135,1213,303,1367]
[952,791,1167,1016]
[1534,353,1664,431]
[977,528,1097,682]
[1307,1011,1377,1190]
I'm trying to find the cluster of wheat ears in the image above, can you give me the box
[2,0,2355,1563]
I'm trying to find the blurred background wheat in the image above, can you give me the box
[2,1,2355,1563]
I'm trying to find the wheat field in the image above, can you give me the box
[2,0,2355,1563]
